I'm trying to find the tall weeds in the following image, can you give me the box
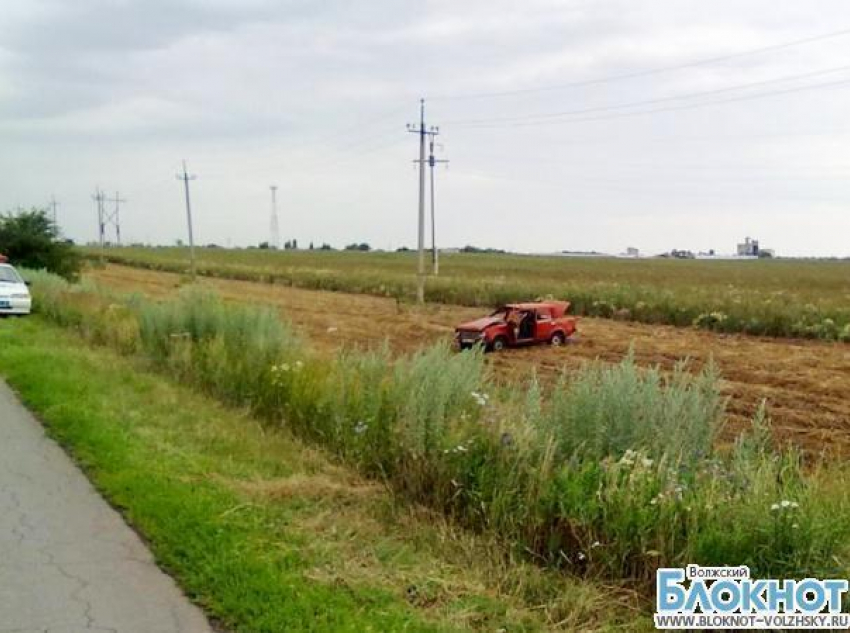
[23,269,850,582]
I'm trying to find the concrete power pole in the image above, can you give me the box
[407,99,438,303]
[92,188,106,262]
[270,185,280,250]
[414,137,449,276]
[426,139,448,275]
[105,191,127,246]
[176,160,198,279]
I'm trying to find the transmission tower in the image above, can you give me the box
[270,185,280,250]
[49,194,59,228]
[104,191,126,246]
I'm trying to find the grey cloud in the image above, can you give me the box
[1,0,850,255]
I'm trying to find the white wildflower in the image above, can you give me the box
[354,421,368,435]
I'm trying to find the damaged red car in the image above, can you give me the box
[454,301,578,352]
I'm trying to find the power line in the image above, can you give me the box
[431,26,850,101]
[445,65,850,127]
[199,105,410,185]
[453,76,850,129]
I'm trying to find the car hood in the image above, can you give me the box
[456,316,504,332]
[0,282,28,297]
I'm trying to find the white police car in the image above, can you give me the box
[0,263,32,316]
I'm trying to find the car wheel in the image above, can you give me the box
[550,331,566,346]
[490,336,507,352]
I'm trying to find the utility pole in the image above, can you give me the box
[105,191,127,246]
[407,99,438,303]
[270,185,280,250]
[425,138,448,275]
[92,188,106,263]
[176,160,198,279]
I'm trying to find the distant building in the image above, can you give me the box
[661,249,695,259]
[737,237,759,257]
[625,246,639,257]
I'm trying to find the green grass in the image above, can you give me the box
[83,246,850,340]
[0,317,652,632]
[22,269,850,587]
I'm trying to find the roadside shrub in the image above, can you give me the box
[136,287,303,407]
[541,354,721,462]
[0,209,81,279]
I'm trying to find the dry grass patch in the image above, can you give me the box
[231,472,384,503]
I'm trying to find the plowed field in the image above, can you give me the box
[88,264,850,455]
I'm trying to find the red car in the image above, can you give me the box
[455,301,578,351]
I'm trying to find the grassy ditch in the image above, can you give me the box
[0,318,650,632]
[83,246,850,341]
[25,269,850,584]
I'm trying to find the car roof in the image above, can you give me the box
[503,301,569,311]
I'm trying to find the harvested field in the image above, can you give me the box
[88,264,850,455]
[84,247,850,341]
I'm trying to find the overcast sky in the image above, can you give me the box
[2,0,849,256]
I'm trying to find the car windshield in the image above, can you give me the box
[0,266,22,284]
[490,308,509,319]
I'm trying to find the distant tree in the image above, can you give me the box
[461,244,505,254]
[395,246,411,252]
[0,207,81,279]
[258,241,270,250]
[344,242,371,252]
[309,241,314,250]
[320,243,333,251]
[292,238,298,250]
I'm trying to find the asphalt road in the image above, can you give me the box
[0,379,213,632]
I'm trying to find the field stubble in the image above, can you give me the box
[89,264,850,456]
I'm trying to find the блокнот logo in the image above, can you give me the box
[654,565,850,630]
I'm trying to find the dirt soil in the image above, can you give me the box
[88,264,850,456]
